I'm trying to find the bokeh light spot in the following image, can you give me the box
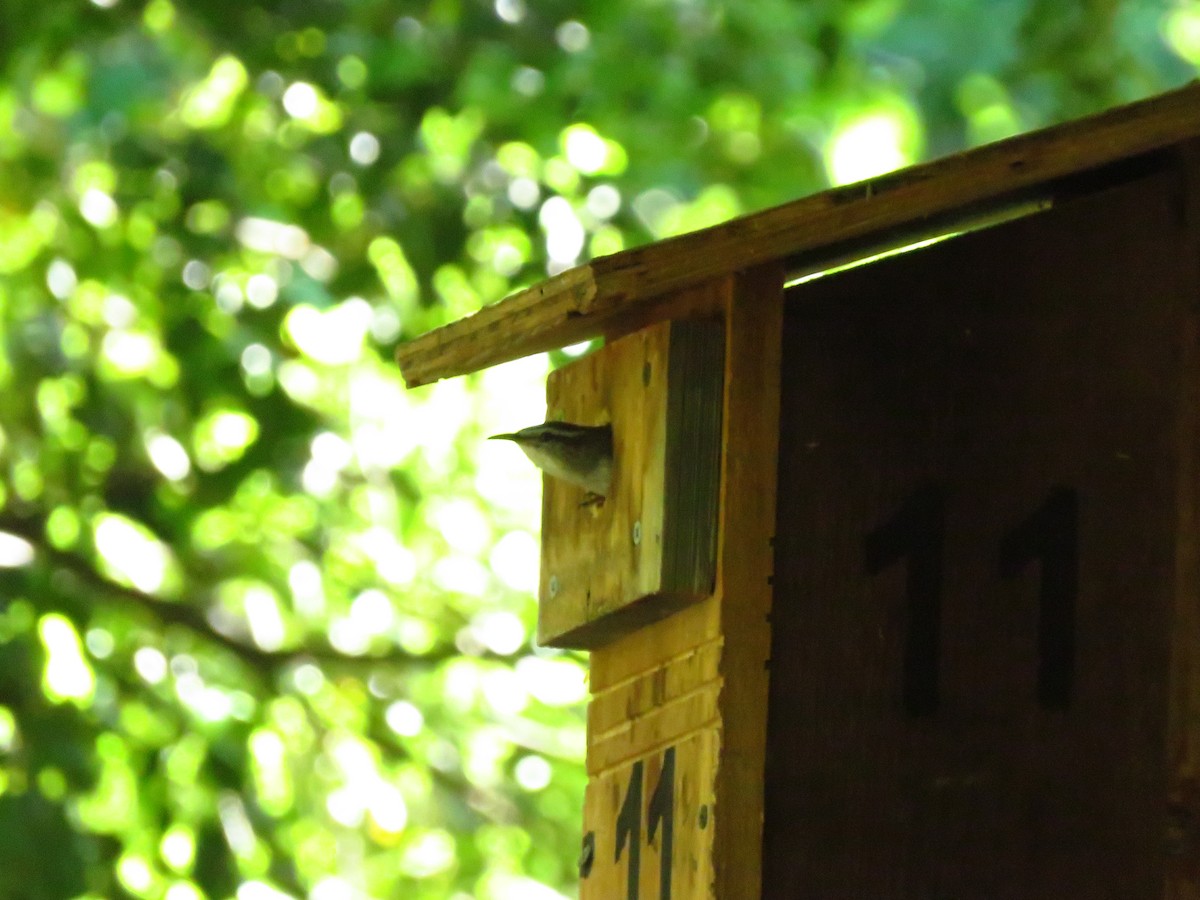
[94,513,177,594]
[79,188,119,227]
[556,20,590,53]
[495,0,525,24]
[514,755,552,791]
[146,431,192,481]
[826,106,920,185]
[39,614,95,704]
[0,532,34,568]
[160,825,196,872]
[282,82,318,118]
[385,701,424,737]
[538,196,584,269]
[349,131,381,166]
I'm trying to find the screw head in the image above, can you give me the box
[632,521,642,545]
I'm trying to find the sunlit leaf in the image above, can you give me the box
[179,55,248,129]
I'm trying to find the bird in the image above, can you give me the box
[488,422,613,502]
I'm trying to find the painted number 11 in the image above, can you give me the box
[614,746,675,900]
[866,485,1079,715]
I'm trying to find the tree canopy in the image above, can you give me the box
[0,1,1191,898]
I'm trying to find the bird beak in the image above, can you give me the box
[488,433,518,441]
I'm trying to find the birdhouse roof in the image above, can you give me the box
[396,82,1200,388]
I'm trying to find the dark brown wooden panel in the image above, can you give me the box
[763,170,1191,897]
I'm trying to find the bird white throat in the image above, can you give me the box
[488,422,613,496]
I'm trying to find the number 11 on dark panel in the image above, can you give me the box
[865,484,946,717]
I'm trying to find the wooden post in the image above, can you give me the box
[579,264,784,899]
[1166,142,1200,899]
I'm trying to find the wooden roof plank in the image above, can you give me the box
[397,81,1200,387]
[395,264,597,387]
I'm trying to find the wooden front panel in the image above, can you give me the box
[540,316,724,649]
[582,726,719,899]
[763,170,1191,897]
[580,266,784,900]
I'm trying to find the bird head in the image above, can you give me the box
[488,422,613,495]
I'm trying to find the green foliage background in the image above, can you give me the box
[0,1,1192,897]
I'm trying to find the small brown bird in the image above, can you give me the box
[489,422,613,500]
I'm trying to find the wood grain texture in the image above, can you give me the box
[762,170,1189,898]
[1166,142,1200,898]
[397,265,596,387]
[581,728,718,900]
[538,313,724,649]
[710,264,784,900]
[397,82,1200,387]
[579,266,784,900]
[539,323,669,648]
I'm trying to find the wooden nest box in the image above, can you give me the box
[398,84,1200,898]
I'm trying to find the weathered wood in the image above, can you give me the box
[538,323,668,648]
[1166,142,1200,899]
[710,263,782,900]
[581,727,719,900]
[579,266,783,899]
[762,170,1187,897]
[538,310,724,649]
[396,82,1200,387]
[399,265,597,388]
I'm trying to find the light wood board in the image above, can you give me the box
[580,265,783,899]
